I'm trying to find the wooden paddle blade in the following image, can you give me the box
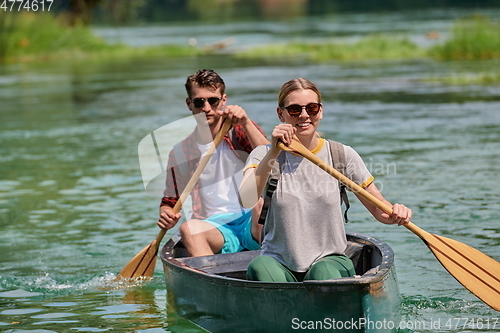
[422,232,500,311]
[116,239,160,279]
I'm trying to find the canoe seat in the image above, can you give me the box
[344,241,378,276]
[176,240,376,279]
[177,250,260,279]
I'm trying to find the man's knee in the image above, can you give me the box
[180,219,217,238]
[179,221,190,237]
[179,219,224,256]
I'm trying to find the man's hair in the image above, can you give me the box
[278,78,322,107]
[185,69,225,97]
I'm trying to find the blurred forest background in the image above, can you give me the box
[55,0,500,25]
[2,0,500,78]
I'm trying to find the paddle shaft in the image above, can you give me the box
[156,120,233,241]
[116,120,232,279]
[277,139,500,311]
[277,140,426,237]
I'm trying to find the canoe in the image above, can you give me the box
[160,231,401,333]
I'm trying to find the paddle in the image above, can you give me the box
[277,138,500,311]
[116,120,232,279]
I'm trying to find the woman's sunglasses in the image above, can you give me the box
[281,102,322,117]
[190,97,221,109]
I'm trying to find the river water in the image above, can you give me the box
[1,8,500,333]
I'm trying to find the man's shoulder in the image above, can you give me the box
[170,132,196,153]
[227,123,254,153]
[233,120,264,134]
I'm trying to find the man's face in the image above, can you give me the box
[186,85,226,127]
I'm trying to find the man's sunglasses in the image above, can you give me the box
[281,102,322,117]
[190,97,221,109]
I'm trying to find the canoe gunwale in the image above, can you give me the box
[160,231,401,332]
[160,231,395,289]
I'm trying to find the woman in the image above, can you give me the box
[239,78,412,282]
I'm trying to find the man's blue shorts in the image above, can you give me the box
[204,209,260,254]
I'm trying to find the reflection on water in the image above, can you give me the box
[1,8,500,333]
[94,8,500,53]
[0,277,203,332]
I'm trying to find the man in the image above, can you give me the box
[157,69,269,257]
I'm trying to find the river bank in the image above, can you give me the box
[2,12,500,85]
[0,12,204,64]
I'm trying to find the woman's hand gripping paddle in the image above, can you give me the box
[277,138,500,311]
[116,120,232,279]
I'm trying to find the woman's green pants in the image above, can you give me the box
[247,254,355,282]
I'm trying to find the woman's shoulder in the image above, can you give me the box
[248,143,271,160]
[252,143,271,152]
[324,139,358,154]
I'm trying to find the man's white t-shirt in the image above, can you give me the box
[197,140,246,216]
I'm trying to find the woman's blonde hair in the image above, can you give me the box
[278,78,322,107]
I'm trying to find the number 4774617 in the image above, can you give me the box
[1,0,54,11]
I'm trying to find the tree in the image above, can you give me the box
[68,0,101,25]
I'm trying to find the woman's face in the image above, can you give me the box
[278,89,323,138]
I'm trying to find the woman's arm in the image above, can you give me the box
[239,148,279,208]
[238,124,296,209]
[355,182,412,226]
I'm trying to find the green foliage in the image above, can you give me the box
[429,16,500,60]
[236,16,500,64]
[0,12,105,61]
[0,12,204,63]
[236,35,424,62]
[424,72,500,85]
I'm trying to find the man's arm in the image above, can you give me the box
[158,205,182,230]
[158,149,183,230]
[219,105,269,148]
[240,117,270,148]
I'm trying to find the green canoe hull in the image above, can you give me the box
[160,232,400,333]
